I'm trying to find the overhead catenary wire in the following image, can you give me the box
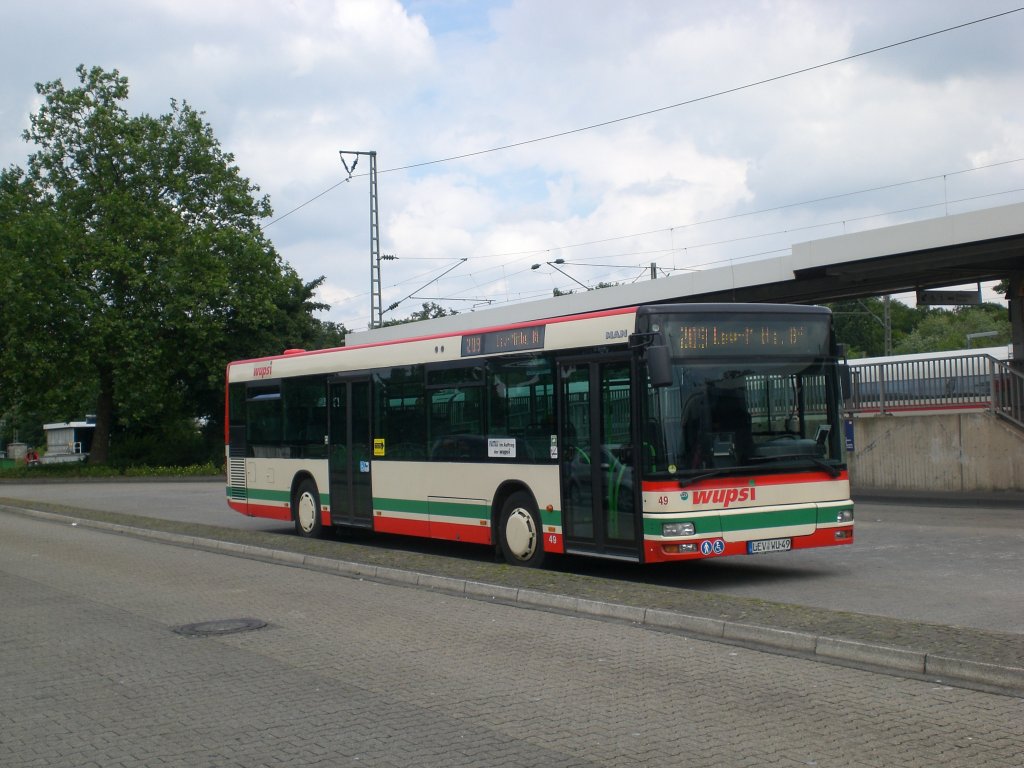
[261,8,1024,231]
[344,182,1024,315]
[332,180,1024,325]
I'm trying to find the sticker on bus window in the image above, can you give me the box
[373,438,385,457]
[488,438,517,459]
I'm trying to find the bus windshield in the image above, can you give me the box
[642,358,844,480]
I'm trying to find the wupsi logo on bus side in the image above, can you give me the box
[690,486,756,509]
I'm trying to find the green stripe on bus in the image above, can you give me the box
[643,506,817,536]
[720,507,816,532]
[818,504,852,524]
[235,487,290,503]
[540,508,560,527]
[430,500,490,519]
[374,497,489,521]
[225,487,332,506]
[377,498,561,527]
[374,497,428,516]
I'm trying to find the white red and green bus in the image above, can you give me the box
[225,302,853,566]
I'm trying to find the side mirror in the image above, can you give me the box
[838,363,852,401]
[646,345,672,388]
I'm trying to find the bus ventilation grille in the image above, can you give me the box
[228,458,247,500]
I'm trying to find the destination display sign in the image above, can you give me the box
[656,315,830,357]
[461,325,545,357]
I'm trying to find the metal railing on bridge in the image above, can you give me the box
[847,352,1024,430]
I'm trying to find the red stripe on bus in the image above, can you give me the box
[229,305,640,367]
[244,502,292,522]
[542,532,565,554]
[642,470,848,493]
[427,520,494,546]
[373,515,431,538]
[643,525,853,563]
[227,499,248,515]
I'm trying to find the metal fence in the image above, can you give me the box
[847,352,1024,429]
[992,357,1024,430]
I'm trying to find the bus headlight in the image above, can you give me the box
[663,522,695,537]
[836,508,854,523]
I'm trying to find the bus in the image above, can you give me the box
[225,302,853,566]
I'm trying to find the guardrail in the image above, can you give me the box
[848,353,1024,429]
[992,357,1024,429]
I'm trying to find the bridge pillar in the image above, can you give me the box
[1010,273,1024,366]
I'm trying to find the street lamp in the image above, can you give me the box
[531,258,590,290]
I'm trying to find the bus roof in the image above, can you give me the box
[347,296,830,347]
[227,302,832,383]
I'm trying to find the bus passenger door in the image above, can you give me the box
[559,356,640,560]
[328,378,374,528]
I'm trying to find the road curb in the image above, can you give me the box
[4,503,1023,697]
[815,637,925,675]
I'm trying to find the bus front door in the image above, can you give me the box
[328,378,374,528]
[559,356,640,560]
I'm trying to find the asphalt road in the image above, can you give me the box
[3,510,1022,768]
[1,479,1022,633]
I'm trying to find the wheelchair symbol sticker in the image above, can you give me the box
[700,539,726,556]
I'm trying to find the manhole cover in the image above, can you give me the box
[173,618,268,637]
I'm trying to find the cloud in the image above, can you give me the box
[2,0,1023,331]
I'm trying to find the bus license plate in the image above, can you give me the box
[748,538,791,554]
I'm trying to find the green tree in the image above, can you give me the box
[380,301,458,326]
[0,65,344,465]
[552,281,617,297]
[893,304,1010,354]
[828,297,921,358]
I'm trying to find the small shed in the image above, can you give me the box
[42,417,96,463]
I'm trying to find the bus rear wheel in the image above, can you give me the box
[293,479,323,538]
[498,491,545,567]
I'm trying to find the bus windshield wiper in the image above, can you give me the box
[749,454,841,477]
[676,468,742,488]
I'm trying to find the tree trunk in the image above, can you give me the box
[88,368,115,465]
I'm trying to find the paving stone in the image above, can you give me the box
[1,511,1022,767]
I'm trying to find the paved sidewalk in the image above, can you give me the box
[7,509,1022,768]
[2,499,1022,697]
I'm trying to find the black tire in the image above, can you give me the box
[497,491,545,567]
[293,479,323,538]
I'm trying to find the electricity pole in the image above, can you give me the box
[339,150,382,328]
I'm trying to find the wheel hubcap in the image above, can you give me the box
[297,492,317,532]
[505,508,537,560]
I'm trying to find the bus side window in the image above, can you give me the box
[487,355,555,463]
[375,366,427,461]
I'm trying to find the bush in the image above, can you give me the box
[109,419,214,468]
[0,461,219,479]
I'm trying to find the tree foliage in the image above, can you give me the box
[828,298,921,358]
[0,65,345,464]
[380,301,458,327]
[892,304,1010,354]
[828,297,1010,358]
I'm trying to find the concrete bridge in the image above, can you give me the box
[845,349,1023,494]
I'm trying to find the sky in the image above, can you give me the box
[3,0,1024,332]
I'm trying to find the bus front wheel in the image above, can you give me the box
[293,479,323,538]
[498,491,545,567]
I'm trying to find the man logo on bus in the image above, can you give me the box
[691,487,756,508]
[253,362,273,379]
